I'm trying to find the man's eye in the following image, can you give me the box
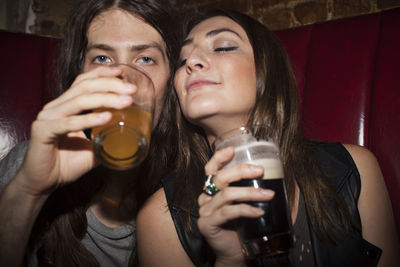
[138,57,155,64]
[214,46,238,52]
[93,55,112,64]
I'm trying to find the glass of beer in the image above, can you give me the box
[92,64,155,170]
[213,126,294,259]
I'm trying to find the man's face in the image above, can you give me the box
[83,8,170,123]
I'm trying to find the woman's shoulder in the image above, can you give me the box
[312,142,382,188]
[137,187,195,266]
[310,142,360,185]
[314,142,375,162]
[342,144,378,167]
[341,143,384,195]
[139,171,181,218]
[138,188,169,222]
[136,188,171,257]
[313,142,356,163]
[342,146,400,266]
[341,143,383,185]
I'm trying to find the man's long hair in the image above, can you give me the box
[28,0,181,266]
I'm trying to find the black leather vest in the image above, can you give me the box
[163,143,382,266]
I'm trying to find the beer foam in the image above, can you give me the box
[227,140,284,179]
[248,158,284,179]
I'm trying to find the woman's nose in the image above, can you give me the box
[186,49,208,73]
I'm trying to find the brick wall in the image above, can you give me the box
[31,0,400,36]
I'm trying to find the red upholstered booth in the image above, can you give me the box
[274,7,400,238]
[0,30,60,141]
[0,8,399,237]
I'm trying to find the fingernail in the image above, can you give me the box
[250,165,264,173]
[119,95,132,104]
[110,67,122,72]
[96,112,111,119]
[223,147,234,154]
[124,82,135,90]
[260,189,274,196]
[251,207,265,215]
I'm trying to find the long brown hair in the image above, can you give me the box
[171,9,353,243]
[27,0,181,266]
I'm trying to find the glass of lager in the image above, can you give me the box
[213,126,294,259]
[92,64,155,170]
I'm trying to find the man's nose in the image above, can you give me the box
[114,63,138,83]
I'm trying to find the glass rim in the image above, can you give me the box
[212,125,277,151]
[109,63,155,90]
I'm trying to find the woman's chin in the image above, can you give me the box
[185,104,218,120]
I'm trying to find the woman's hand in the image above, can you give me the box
[15,66,136,197]
[197,147,275,267]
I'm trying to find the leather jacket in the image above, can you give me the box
[163,143,382,266]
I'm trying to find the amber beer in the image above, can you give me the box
[214,127,294,259]
[92,106,152,170]
[92,63,155,170]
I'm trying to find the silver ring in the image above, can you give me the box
[203,174,220,196]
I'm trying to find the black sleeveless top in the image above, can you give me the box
[162,143,382,267]
[290,190,315,266]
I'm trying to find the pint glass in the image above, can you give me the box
[213,126,294,259]
[92,64,154,170]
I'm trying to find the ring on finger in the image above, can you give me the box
[203,174,220,196]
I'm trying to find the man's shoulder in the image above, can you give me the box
[0,141,29,191]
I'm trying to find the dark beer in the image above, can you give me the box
[220,139,294,258]
[231,178,294,258]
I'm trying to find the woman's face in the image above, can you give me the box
[82,8,170,122]
[174,16,257,138]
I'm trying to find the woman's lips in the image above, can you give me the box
[187,79,218,90]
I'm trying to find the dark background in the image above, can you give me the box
[1,0,400,37]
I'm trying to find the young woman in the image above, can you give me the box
[0,0,181,266]
[137,9,400,267]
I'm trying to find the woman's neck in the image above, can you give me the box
[203,117,249,145]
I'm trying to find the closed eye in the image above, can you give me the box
[214,46,238,52]
[177,58,187,68]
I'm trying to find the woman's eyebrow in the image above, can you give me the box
[206,28,242,39]
[181,27,242,48]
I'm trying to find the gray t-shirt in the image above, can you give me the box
[0,141,135,267]
[84,208,135,266]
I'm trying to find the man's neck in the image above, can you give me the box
[90,171,138,228]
